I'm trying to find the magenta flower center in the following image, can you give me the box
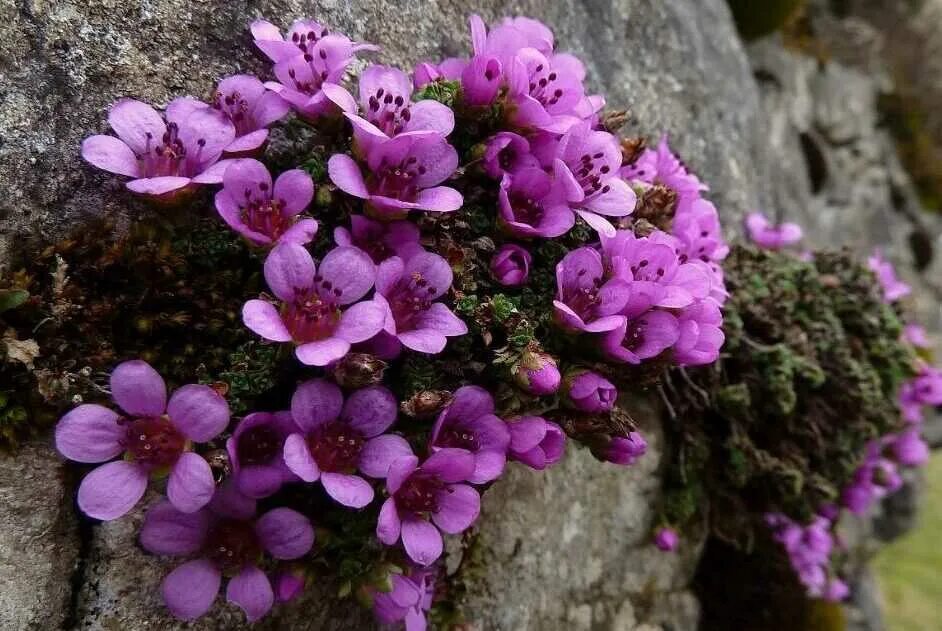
[373,155,426,202]
[214,90,252,134]
[237,425,281,466]
[438,426,479,451]
[388,272,437,330]
[138,122,209,178]
[563,268,604,320]
[508,191,544,226]
[307,422,365,473]
[204,519,261,574]
[124,416,185,468]
[572,152,611,198]
[395,474,444,514]
[282,281,344,343]
[526,66,565,107]
[629,258,667,282]
[240,185,290,239]
[366,88,412,136]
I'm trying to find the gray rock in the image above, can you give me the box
[0,443,79,630]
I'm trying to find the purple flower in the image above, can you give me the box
[54,360,230,521]
[507,416,566,470]
[899,364,942,423]
[565,370,617,413]
[226,411,299,498]
[842,442,903,515]
[823,578,849,602]
[553,247,630,333]
[600,310,680,364]
[172,75,289,156]
[81,98,236,200]
[903,323,932,349]
[744,211,803,250]
[371,564,436,631]
[598,432,647,466]
[251,19,376,122]
[490,244,532,286]
[139,482,314,622]
[868,249,912,303]
[541,123,637,236]
[283,379,412,508]
[672,197,729,265]
[371,252,467,356]
[513,350,561,395]
[673,298,725,366]
[429,385,511,484]
[376,450,480,566]
[890,428,929,467]
[483,132,540,179]
[654,527,678,552]
[621,135,707,201]
[328,132,463,219]
[215,159,316,246]
[242,243,385,366]
[601,230,711,314]
[326,64,455,154]
[251,18,377,63]
[497,168,574,238]
[334,215,424,264]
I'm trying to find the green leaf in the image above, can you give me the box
[0,290,28,314]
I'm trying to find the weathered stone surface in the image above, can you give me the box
[0,443,79,630]
[0,0,763,629]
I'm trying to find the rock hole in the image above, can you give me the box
[799,132,828,194]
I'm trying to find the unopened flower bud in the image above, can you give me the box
[330,353,387,389]
[592,431,646,466]
[490,244,531,287]
[654,527,678,552]
[564,370,617,413]
[273,567,306,603]
[513,350,560,396]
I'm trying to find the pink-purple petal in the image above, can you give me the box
[77,460,148,521]
[283,433,320,482]
[318,246,376,304]
[110,360,167,417]
[359,434,414,478]
[107,98,166,154]
[264,243,316,302]
[343,386,398,436]
[226,565,274,623]
[54,404,124,463]
[255,507,315,559]
[295,338,352,367]
[376,497,402,544]
[167,452,216,513]
[81,135,141,177]
[162,559,221,621]
[321,472,375,508]
[401,518,443,566]
[421,448,474,483]
[335,301,387,343]
[274,169,315,215]
[290,378,343,431]
[242,300,292,342]
[414,186,464,212]
[432,483,480,534]
[139,500,209,556]
[126,176,193,196]
[328,154,370,199]
[167,384,230,442]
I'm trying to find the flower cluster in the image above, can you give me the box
[69,12,732,627]
[766,512,848,602]
[868,249,912,303]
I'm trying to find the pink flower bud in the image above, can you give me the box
[490,244,532,287]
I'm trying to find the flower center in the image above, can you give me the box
[124,416,185,468]
[388,272,436,331]
[563,268,604,320]
[240,185,290,239]
[509,191,544,226]
[526,65,565,107]
[237,425,281,466]
[629,258,666,282]
[137,123,208,178]
[282,286,342,343]
[571,152,611,198]
[204,520,261,574]
[438,426,479,451]
[214,90,251,134]
[395,474,444,515]
[374,156,426,202]
[366,88,412,136]
[307,422,365,473]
